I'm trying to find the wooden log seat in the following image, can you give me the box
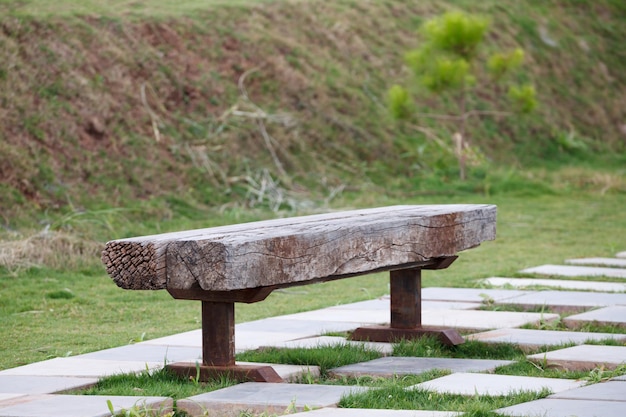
[102,204,496,382]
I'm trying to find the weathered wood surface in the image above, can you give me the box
[102,205,496,292]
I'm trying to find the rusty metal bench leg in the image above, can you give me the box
[350,267,464,346]
[166,301,283,383]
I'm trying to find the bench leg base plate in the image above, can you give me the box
[166,362,284,383]
[350,325,464,346]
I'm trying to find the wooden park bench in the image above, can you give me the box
[102,205,496,382]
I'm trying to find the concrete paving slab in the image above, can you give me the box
[326,298,390,310]
[261,336,394,355]
[78,344,202,363]
[617,251,626,259]
[237,362,320,382]
[330,357,513,378]
[421,310,559,331]
[0,357,162,378]
[527,345,626,371]
[327,298,481,311]
[566,257,626,268]
[0,394,25,404]
[278,308,389,325]
[139,329,203,347]
[421,288,530,303]
[550,380,626,401]
[301,408,461,416]
[563,306,626,328]
[409,372,583,396]
[236,318,362,335]
[495,290,626,309]
[0,395,172,417]
[259,335,347,348]
[234,330,317,352]
[521,264,626,279]
[0,375,98,394]
[612,374,626,381]
[140,328,310,353]
[483,277,626,293]
[177,382,368,416]
[423,301,482,310]
[466,328,626,350]
[497,398,626,417]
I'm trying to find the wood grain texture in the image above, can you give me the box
[102,205,496,292]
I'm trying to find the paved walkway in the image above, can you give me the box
[1,254,625,416]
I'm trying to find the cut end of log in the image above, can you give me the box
[101,240,167,290]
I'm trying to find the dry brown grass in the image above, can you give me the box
[538,167,626,194]
[0,229,102,274]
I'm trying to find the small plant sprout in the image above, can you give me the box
[479,293,495,307]
[585,364,626,384]
[389,10,537,180]
[192,361,201,386]
[106,399,173,417]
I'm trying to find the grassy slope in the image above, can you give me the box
[0,0,625,221]
[0,0,277,18]
[1,0,626,370]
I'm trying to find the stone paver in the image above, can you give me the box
[466,328,626,350]
[497,398,626,417]
[495,290,626,309]
[177,382,368,416]
[0,395,172,417]
[483,277,626,292]
[422,301,482,310]
[0,394,25,404]
[234,330,321,352]
[565,257,626,268]
[237,362,320,382]
[0,376,98,395]
[521,264,626,279]
[409,373,584,396]
[262,336,394,355]
[563,306,626,328]
[612,374,626,381]
[330,357,513,378]
[550,380,626,401]
[421,288,530,303]
[301,408,461,416]
[527,344,626,371]
[0,358,162,378]
[278,308,388,325]
[140,328,310,352]
[421,310,559,331]
[327,297,481,311]
[139,329,203,347]
[617,251,626,259]
[236,318,363,336]
[79,344,202,363]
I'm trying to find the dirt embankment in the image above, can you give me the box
[1,1,624,218]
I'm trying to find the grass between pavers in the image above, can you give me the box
[78,337,626,416]
[76,366,237,401]
[339,384,552,417]
[237,344,383,379]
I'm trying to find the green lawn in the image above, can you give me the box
[1,191,625,370]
